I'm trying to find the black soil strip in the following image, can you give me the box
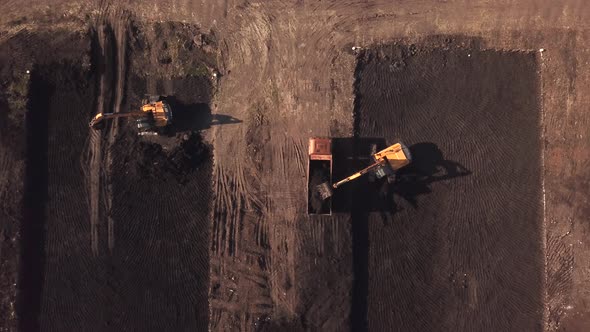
[0,31,91,331]
[353,38,543,331]
[105,76,213,330]
[9,22,217,329]
[350,181,369,332]
[23,62,214,330]
[107,130,212,330]
[17,67,49,332]
[32,62,97,331]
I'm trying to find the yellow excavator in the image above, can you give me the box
[312,140,412,203]
[89,95,173,135]
[332,142,411,189]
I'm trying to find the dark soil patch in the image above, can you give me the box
[17,65,51,332]
[353,37,543,331]
[106,128,213,331]
[6,25,216,330]
[104,65,214,331]
[0,29,91,332]
[129,21,217,78]
[31,62,97,331]
[124,132,211,184]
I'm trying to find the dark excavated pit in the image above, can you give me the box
[10,25,218,330]
[351,37,543,331]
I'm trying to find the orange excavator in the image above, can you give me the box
[89,95,173,135]
[331,142,411,189]
[309,138,412,211]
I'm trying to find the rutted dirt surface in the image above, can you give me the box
[1,1,590,332]
[354,40,543,331]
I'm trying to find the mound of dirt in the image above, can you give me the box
[132,132,211,184]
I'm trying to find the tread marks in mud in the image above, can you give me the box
[209,102,273,331]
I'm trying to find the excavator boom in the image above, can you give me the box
[89,111,147,129]
[331,142,411,189]
[332,159,386,188]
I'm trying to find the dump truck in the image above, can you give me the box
[308,138,412,214]
[307,138,333,215]
[89,95,173,135]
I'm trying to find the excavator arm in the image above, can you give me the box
[89,111,147,129]
[331,142,412,189]
[332,159,386,188]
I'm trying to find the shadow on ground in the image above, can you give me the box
[165,96,241,134]
[331,140,470,214]
[342,140,471,332]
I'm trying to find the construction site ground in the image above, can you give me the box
[0,1,589,331]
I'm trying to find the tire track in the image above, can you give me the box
[86,4,129,256]
[104,9,130,254]
[86,22,108,256]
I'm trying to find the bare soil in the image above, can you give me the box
[1,1,589,332]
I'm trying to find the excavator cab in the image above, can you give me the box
[136,97,173,135]
[371,142,412,183]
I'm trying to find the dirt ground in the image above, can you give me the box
[354,41,542,331]
[1,1,589,331]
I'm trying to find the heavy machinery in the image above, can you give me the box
[331,142,412,189]
[308,138,412,214]
[89,95,173,135]
[307,138,333,215]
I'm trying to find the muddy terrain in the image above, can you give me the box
[1,1,590,332]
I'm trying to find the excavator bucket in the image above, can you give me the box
[316,182,333,200]
[89,113,106,129]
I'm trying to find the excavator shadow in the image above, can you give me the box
[343,140,472,331]
[163,96,242,134]
[389,142,472,212]
[331,140,471,214]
